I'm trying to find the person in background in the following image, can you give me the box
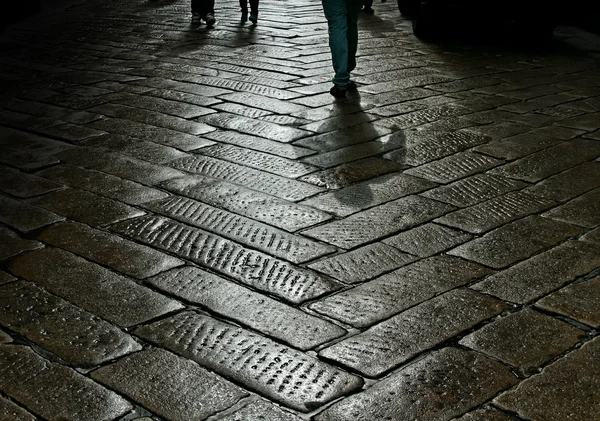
[321,0,363,98]
[240,0,259,24]
[191,0,216,27]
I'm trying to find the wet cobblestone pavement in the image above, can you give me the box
[1,0,600,420]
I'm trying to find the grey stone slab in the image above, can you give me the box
[134,311,364,412]
[557,111,600,131]
[167,155,323,202]
[300,173,437,217]
[159,176,331,232]
[320,289,507,377]
[83,133,189,164]
[528,124,585,140]
[383,222,473,257]
[308,243,417,284]
[302,195,454,249]
[0,395,36,421]
[37,164,169,205]
[0,194,64,233]
[536,276,600,328]
[0,345,132,421]
[489,139,600,183]
[204,130,315,159]
[581,227,600,244]
[0,281,141,367]
[525,162,600,202]
[436,191,557,234]
[375,104,472,130]
[37,122,106,143]
[473,132,561,160]
[422,173,528,208]
[460,308,586,372]
[218,92,308,114]
[448,215,583,269]
[299,157,407,189]
[147,266,346,350]
[0,165,63,198]
[0,127,74,171]
[404,151,503,184]
[9,247,183,327]
[0,226,43,260]
[38,221,184,279]
[468,121,536,141]
[91,348,246,421]
[218,399,304,421]
[310,255,492,327]
[0,329,11,344]
[294,123,392,152]
[29,188,146,227]
[494,337,600,421]
[111,216,341,304]
[473,241,600,304]
[143,195,335,264]
[543,187,600,228]
[96,92,214,119]
[315,347,517,421]
[0,271,15,286]
[452,407,518,421]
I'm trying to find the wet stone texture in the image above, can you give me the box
[0,165,63,198]
[543,187,600,228]
[0,226,43,260]
[134,311,364,412]
[217,399,305,421]
[525,162,600,202]
[91,348,247,421]
[383,222,473,257]
[0,345,132,421]
[0,194,64,233]
[494,337,600,421]
[0,395,36,421]
[316,347,517,421]
[452,407,518,421]
[460,308,587,373]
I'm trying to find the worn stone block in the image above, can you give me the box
[217,399,304,421]
[0,165,62,198]
[494,337,600,421]
[525,162,600,202]
[0,127,74,171]
[543,187,600,228]
[83,133,189,164]
[405,151,503,184]
[581,227,600,244]
[0,329,11,344]
[0,395,36,421]
[0,271,15,286]
[315,347,517,421]
[301,139,402,169]
[0,345,132,421]
[204,130,314,159]
[294,123,392,152]
[452,407,517,421]
[0,226,43,260]
[1,194,65,233]
[134,312,364,412]
[473,132,561,160]
[383,222,472,257]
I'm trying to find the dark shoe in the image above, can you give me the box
[204,13,216,27]
[347,80,358,90]
[363,7,375,13]
[330,85,347,98]
[192,12,201,24]
[241,9,248,22]
[249,12,258,24]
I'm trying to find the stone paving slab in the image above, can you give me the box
[525,161,600,202]
[494,337,600,421]
[0,165,63,199]
[146,266,346,350]
[473,132,561,160]
[134,311,364,412]
[315,347,517,421]
[0,280,141,367]
[383,222,473,257]
[452,407,517,421]
[0,395,36,421]
[204,130,315,159]
[0,345,132,421]
[0,194,65,233]
[0,271,15,286]
[0,226,43,260]
[82,133,189,164]
[404,151,504,184]
[217,399,304,421]
[8,247,183,327]
[542,186,600,228]
[91,347,247,421]
[38,221,184,279]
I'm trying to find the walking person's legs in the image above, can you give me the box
[249,0,259,23]
[199,0,216,26]
[240,0,248,21]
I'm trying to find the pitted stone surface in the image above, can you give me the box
[217,92,308,114]
[543,187,600,228]
[0,127,74,171]
[298,157,407,189]
[422,174,527,208]
[319,289,507,377]
[448,215,583,269]
[38,221,184,279]
[300,173,436,217]
[0,165,62,198]
[91,348,247,421]
[301,139,402,169]
[376,104,470,129]
[557,111,600,131]
[383,223,473,257]
[0,226,43,260]
[0,271,14,286]
[581,227,600,244]
[37,163,169,205]
[111,216,341,303]
[29,188,146,227]
[494,337,600,421]
[167,155,323,201]
[0,281,141,367]
[473,241,600,304]
[159,176,331,232]
[0,329,11,344]
[308,243,416,284]
[218,399,304,421]
[302,195,454,249]
[0,345,132,421]
[460,308,586,372]
[525,162,600,202]
[404,151,503,184]
[143,195,335,264]
[204,130,315,159]
[93,92,214,119]
[0,194,64,233]
[134,311,364,412]
[315,347,517,421]
[490,139,600,182]
[473,132,561,160]
[294,123,392,153]
[452,407,517,421]
[310,255,491,327]
[0,395,36,421]
[147,266,346,350]
[9,247,183,327]
[536,276,600,328]
[436,191,557,234]
[83,133,189,164]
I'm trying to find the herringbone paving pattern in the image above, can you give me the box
[1,1,600,420]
